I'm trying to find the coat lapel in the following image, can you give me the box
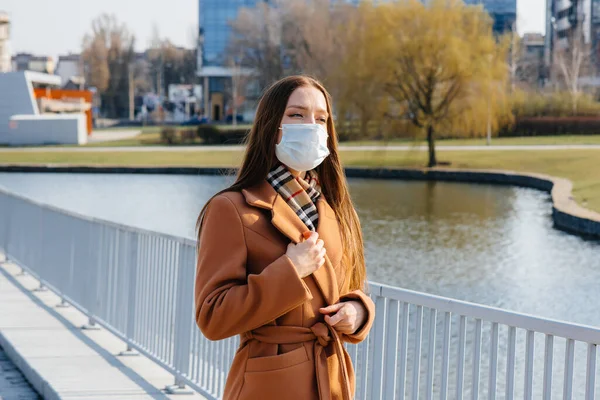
[271,194,307,245]
[242,181,340,305]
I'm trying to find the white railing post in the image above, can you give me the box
[369,295,387,400]
[57,233,75,308]
[33,206,48,292]
[120,231,139,356]
[82,221,100,330]
[166,242,194,395]
[0,193,10,258]
[383,299,400,400]
[585,343,597,400]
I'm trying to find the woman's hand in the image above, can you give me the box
[319,300,367,335]
[286,232,326,278]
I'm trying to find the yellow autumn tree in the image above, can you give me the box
[377,0,510,167]
[327,1,391,140]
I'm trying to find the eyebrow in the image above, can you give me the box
[286,105,329,116]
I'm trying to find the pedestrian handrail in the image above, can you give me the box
[0,186,598,399]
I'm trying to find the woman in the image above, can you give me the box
[194,75,375,400]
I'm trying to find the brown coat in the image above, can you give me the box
[194,180,375,400]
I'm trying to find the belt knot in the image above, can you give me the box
[310,322,332,347]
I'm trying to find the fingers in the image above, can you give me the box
[324,303,348,325]
[310,244,326,258]
[317,247,326,260]
[322,303,360,334]
[325,312,349,327]
[315,239,324,251]
[305,231,319,244]
[319,302,345,314]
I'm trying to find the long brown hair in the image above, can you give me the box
[196,75,366,291]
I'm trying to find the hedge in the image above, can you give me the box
[197,125,248,144]
[501,117,600,137]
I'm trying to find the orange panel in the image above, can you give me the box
[34,88,94,135]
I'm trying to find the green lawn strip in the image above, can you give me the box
[345,135,600,147]
[79,134,600,148]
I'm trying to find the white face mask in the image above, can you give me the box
[275,123,330,172]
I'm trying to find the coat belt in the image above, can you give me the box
[241,323,352,400]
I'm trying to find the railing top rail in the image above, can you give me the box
[0,185,197,247]
[371,283,600,344]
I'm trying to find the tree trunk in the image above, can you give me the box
[427,125,437,167]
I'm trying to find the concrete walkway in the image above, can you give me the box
[0,255,208,400]
[1,144,599,152]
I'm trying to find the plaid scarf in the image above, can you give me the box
[266,163,322,231]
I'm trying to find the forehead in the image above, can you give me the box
[286,86,327,110]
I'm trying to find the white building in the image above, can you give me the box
[0,72,88,145]
[0,12,10,72]
[11,53,55,74]
[55,53,83,87]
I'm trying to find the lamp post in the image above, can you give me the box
[128,62,134,121]
[486,53,493,146]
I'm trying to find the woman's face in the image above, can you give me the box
[277,86,329,144]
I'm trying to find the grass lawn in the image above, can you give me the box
[345,135,600,146]
[75,132,600,148]
[0,148,598,213]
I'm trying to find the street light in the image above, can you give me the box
[486,53,493,146]
[117,57,135,121]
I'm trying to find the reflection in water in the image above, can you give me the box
[349,179,600,328]
[0,172,598,327]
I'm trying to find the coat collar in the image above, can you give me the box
[241,180,340,304]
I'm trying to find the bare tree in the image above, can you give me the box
[228,58,251,126]
[82,35,109,92]
[507,23,521,93]
[553,25,593,114]
[278,0,351,80]
[81,14,136,118]
[228,3,285,89]
[148,33,197,97]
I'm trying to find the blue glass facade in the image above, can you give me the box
[199,0,265,67]
[463,0,517,33]
[200,0,516,70]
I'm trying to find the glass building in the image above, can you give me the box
[463,0,517,34]
[199,0,264,68]
[197,0,517,121]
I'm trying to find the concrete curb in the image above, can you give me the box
[0,323,60,400]
[0,164,598,239]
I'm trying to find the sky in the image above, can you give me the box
[3,0,545,60]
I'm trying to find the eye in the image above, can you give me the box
[318,117,327,124]
[290,113,303,118]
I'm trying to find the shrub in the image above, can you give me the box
[180,129,197,143]
[219,127,248,144]
[196,125,221,144]
[197,125,248,144]
[160,127,177,144]
[511,90,600,118]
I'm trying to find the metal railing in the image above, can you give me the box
[0,186,598,399]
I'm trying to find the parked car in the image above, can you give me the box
[226,114,244,124]
[181,116,209,126]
